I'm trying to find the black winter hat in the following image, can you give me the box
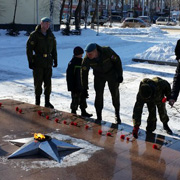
[140,84,152,99]
[73,46,84,56]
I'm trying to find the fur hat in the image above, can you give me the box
[73,46,84,56]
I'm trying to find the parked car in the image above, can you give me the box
[156,17,177,26]
[61,17,84,25]
[121,18,150,28]
[94,16,109,25]
[138,16,151,24]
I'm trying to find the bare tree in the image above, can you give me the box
[75,0,82,30]
[91,0,98,29]
[59,0,66,29]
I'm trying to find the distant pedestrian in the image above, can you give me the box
[81,43,123,124]
[132,77,172,138]
[26,17,57,108]
[66,46,92,117]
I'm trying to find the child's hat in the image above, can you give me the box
[73,46,84,55]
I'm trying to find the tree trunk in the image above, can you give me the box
[91,0,98,29]
[12,0,18,24]
[59,0,66,30]
[75,0,82,30]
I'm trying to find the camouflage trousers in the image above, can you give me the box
[133,101,169,132]
[70,92,87,111]
[33,67,52,96]
[94,74,120,114]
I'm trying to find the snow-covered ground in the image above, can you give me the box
[0,24,180,138]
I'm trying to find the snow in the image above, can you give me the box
[0,24,180,145]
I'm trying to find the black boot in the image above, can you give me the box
[45,95,54,109]
[115,110,121,124]
[35,95,40,106]
[146,121,156,133]
[71,109,77,114]
[95,111,102,124]
[81,109,93,117]
[163,122,172,135]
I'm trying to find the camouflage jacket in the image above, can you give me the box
[81,44,123,89]
[26,25,57,68]
[171,62,180,101]
[132,77,171,126]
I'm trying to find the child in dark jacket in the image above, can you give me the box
[66,46,92,117]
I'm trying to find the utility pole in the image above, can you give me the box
[96,0,99,36]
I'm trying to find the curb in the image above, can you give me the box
[132,58,178,66]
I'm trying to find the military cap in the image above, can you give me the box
[140,84,152,99]
[85,43,97,52]
[41,17,51,22]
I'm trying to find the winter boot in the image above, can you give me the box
[81,109,93,117]
[115,110,121,124]
[35,95,40,106]
[45,95,54,109]
[163,122,172,135]
[95,111,102,124]
[71,109,77,114]
[146,121,156,133]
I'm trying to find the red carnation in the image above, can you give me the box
[162,97,167,103]
[46,115,49,120]
[74,122,77,126]
[15,107,19,111]
[152,144,158,149]
[85,125,89,129]
[55,118,59,123]
[70,122,74,125]
[106,132,112,136]
[126,137,130,141]
[37,110,42,116]
[98,129,102,135]
[19,109,22,114]
[63,120,67,124]
[120,134,125,139]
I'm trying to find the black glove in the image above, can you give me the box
[53,61,57,68]
[29,62,34,69]
[83,89,89,98]
[118,76,123,83]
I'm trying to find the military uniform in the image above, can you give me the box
[26,24,57,107]
[81,44,123,122]
[132,77,171,132]
[66,56,87,111]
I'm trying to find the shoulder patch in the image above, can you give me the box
[82,66,87,71]
[111,55,117,59]
[30,41,35,45]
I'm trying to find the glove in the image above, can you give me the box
[29,62,34,69]
[53,61,57,68]
[118,76,123,83]
[132,125,139,139]
[83,89,89,98]
[162,97,167,103]
[169,99,175,107]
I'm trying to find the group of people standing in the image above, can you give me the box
[26,17,180,139]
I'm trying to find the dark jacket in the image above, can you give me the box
[81,44,123,89]
[171,62,180,101]
[175,39,180,61]
[66,56,83,92]
[26,25,57,68]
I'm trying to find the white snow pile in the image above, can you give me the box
[134,42,177,62]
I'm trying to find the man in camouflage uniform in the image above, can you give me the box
[132,77,172,138]
[81,43,123,124]
[26,17,57,108]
